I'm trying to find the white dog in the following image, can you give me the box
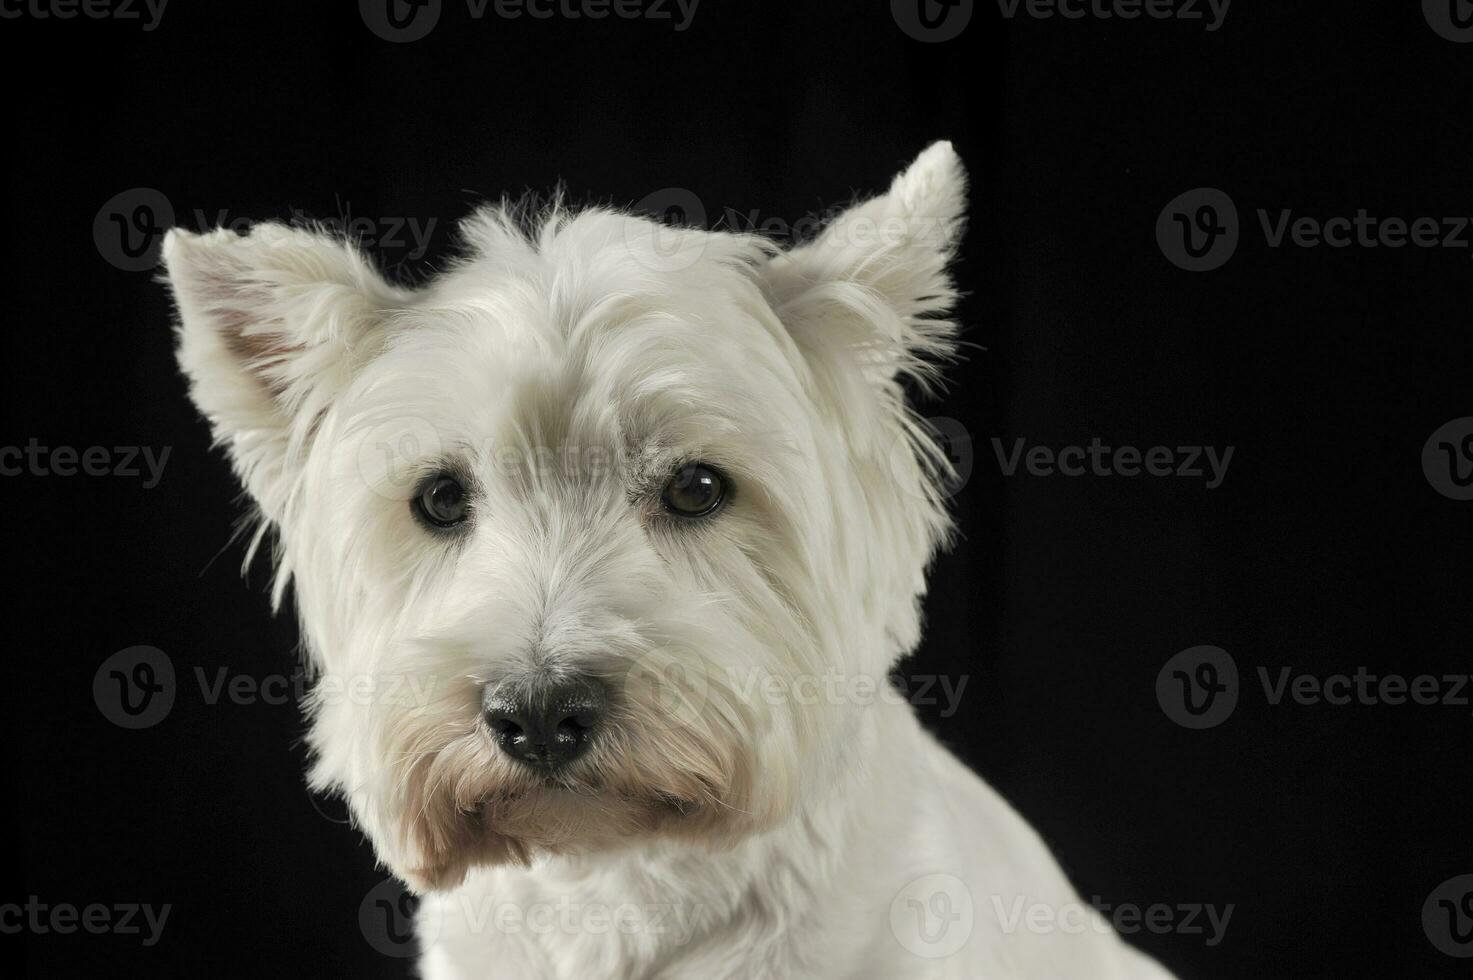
[164,143,1175,979]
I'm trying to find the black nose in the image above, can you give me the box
[482,676,607,772]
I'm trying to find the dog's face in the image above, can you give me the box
[164,143,966,891]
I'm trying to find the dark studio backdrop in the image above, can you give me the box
[3,2,1471,977]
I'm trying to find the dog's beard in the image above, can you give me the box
[307,574,817,894]
[372,667,763,893]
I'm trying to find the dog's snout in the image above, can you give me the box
[482,676,607,772]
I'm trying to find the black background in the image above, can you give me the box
[4,2,1471,977]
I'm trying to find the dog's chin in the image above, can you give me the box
[398,783,718,894]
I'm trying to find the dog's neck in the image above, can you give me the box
[432,697,935,978]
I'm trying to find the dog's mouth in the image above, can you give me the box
[477,781,701,817]
[399,786,710,894]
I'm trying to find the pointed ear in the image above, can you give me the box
[765,140,967,402]
[163,223,408,524]
[762,144,968,662]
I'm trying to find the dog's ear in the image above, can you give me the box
[766,140,965,389]
[163,224,407,524]
[763,143,967,659]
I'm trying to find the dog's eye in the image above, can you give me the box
[661,463,726,518]
[414,475,469,528]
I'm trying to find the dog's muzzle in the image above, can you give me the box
[481,676,608,773]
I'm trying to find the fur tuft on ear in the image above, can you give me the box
[163,223,409,536]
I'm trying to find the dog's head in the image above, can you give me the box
[164,143,966,891]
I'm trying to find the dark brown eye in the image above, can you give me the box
[661,463,726,518]
[414,474,469,528]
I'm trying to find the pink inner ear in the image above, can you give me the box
[194,268,304,399]
[218,315,301,398]
[175,241,307,400]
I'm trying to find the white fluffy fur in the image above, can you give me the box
[164,143,1175,979]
